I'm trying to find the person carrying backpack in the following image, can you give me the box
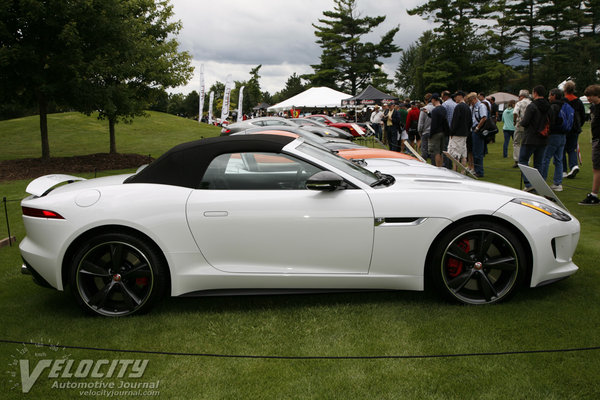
[541,88,571,191]
[519,85,551,191]
[562,80,586,179]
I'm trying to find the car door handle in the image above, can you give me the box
[203,211,229,217]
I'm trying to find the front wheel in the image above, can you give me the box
[69,232,168,317]
[430,221,526,305]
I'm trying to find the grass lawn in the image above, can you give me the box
[0,111,221,161]
[1,112,599,399]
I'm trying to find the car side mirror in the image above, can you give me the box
[306,171,346,191]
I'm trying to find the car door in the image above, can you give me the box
[186,151,375,274]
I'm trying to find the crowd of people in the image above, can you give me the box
[365,82,600,206]
[367,91,502,174]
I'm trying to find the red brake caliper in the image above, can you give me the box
[136,278,149,287]
[446,239,470,277]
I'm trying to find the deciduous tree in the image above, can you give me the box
[76,0,192,154]
[1,0,91,158]
[0,0,192,157]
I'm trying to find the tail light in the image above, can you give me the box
[22,207,65,219]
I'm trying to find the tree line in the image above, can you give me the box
[397,0,600,99]
[306,0,599,100]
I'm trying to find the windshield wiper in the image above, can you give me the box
[370,170,395,187]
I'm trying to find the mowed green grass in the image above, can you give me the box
[0,111,221,161]
[0,112,599,399]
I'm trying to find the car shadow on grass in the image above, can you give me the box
[15,275,576,320]
[156,289,440,315]
[155,276,577,316]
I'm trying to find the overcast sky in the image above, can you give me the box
[169,0,434,95]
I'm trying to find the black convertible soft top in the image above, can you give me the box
[126,134,296,188]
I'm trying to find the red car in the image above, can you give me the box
[305,114,367,137]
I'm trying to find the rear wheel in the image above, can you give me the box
[431,221,525,305]
[69,232,167,316]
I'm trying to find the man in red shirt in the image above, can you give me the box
[405,102,421,153]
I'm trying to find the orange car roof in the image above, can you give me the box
[248,130,300,138]
[338,148,416,160]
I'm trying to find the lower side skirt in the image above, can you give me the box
[178,288,391,297]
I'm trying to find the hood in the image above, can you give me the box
[533,98,551,114]
[363,159,567,210]
[362,158,466,179]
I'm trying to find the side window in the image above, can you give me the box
[199,152,322,190]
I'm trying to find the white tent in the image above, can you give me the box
[267,87,351,112]
[489,92,519,111]
[489,92,518,105]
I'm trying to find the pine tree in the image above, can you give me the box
[481,0,521,90]
[407,0,496,92]
[308,0,399,95]
[509,0,546,88]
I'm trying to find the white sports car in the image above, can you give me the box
[20,135,580,316]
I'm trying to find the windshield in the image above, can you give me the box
[296,143,379,186]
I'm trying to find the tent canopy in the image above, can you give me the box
[489,92,518,105]
[267,87,351,112]
[341,85,399,106]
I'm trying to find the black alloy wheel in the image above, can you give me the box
[432,222,525,304]
[70,233,167,316]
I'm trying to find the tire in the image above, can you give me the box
[430,221,525,305]
[69,232,168,317]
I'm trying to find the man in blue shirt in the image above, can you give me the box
[467,92,489,178]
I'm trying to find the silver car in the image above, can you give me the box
[221,117,297,135]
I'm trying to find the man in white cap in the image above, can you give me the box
[369,105,383,140]
[512,89,532,168]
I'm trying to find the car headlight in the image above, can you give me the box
[511,198,571,221]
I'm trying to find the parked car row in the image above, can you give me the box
[303,114,367,136]
[221,116,355,140]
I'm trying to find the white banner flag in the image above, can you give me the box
[208,91,214,125]
[220,74,233,123]
[198,64,205,123]
[237,86,245,122]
